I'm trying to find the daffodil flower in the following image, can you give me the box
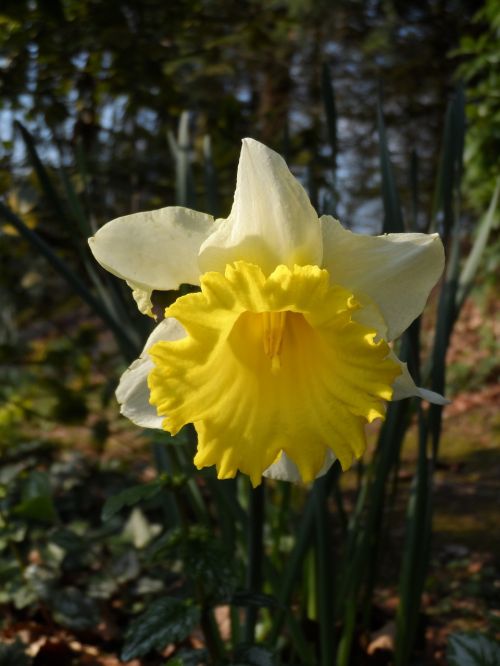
[89,139,446,486]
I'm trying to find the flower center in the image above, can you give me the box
[262,311,287,373]
[148,260,401,485]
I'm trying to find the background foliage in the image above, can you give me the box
[0,1,498,665]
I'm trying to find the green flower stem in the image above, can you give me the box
[153,440,225,663]
[244,480,265,643]
[230,605,241,647]
[271,482,291,565]
[200,602,226,664]
[269,466,337,647]
[151,442,182,526]
[336,398,411,666]
[395,408,431,665]
[314,474,335,666]
[269,500,314,644]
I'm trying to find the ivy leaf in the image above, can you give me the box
[101,480,163,521]
[121,597,200,662]
[102,474,187,521]
[164,649,207,665]
[150,526,239,603]
[13,471,57,523]
[447,632,500,666]
[233,643,275,666]
[0,639,32,666]
[50,587,100,630]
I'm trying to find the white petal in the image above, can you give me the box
[127,281,153,318]
[320,216,445,340]
[347,290,449,406]
[116,318,186,428]
[391,354,449,405]
[353,302,449,406]
[263,451,336,483]
[351,298,388,340]
[199,138,322,275]
[89,206,214,294]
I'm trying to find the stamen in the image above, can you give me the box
[262,311,287,373]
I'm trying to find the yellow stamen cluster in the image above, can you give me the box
[262,311,287,373]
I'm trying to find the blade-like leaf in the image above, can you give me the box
[377,97,405,233]
[456,178,500,310]
[431,85,466,240]
[203,135,220,217]
[58,166,92,238]
[245,482,265,643]
[14,121,68,226]
[321,62,338,214]
[269,465,338,658]
[314,474,335,666]
[408,149,419,231]
[394,410,431,666]
[0,201,138,360]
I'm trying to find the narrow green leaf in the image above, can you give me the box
[430,85,466,240]
[314,473,335,666]
[203,476,245,550]
[74,137,95,233]
[14,121,68,226]
[160,433,211,527]
[408,149,419,231]
[321,62,338,214]
[282,118,291,164]
[321,63,338,169]
[427,204,462,456]
[245,482,265,643]
[336,597,356,666]
[58,167,92,238]
[336,358,413,664]
[456,178,500,310]
[151,442,182,527]
[268,486,313,644]
[394,410,431,665]
[377,98,405,233]
[269,465,337,644]
[14,123,115,314]
[0,202,138,361]
[307,160,318,212]
[203,135,219,217]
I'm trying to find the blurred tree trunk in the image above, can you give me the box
[257,54,293,145]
